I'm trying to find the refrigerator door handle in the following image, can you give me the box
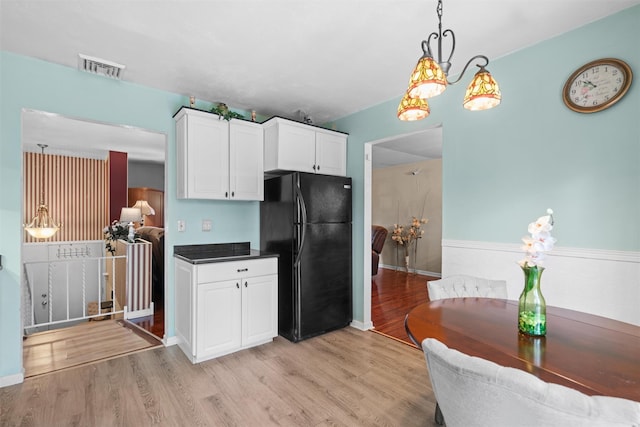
[294,182,308,267]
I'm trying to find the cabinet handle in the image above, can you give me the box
[231,191,235,197]
[225,191,229,198]
[237,268,248,272]
[244,281,248,288]
[312,164,316,170]
[317,165,320,171]
[236,282,240,289]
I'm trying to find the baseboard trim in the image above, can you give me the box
[0,371,24,388]
[163,335,179,347]
[350,319,373,331]
[378,264,442,278]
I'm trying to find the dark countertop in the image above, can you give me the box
[173,242,278,265]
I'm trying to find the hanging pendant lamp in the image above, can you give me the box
[397,92,431,121]
[462,66,502,111]
[24,144,60,239]
[398,0,501,121]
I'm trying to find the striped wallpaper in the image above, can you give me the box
[23,152,108,242]
[123,239,153,316]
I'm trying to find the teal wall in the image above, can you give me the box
[0,52,259,379]
[329,7,640,322]
[1,6,639,381]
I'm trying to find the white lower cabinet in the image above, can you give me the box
[175,257,278,363]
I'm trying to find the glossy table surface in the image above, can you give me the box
[405,298,640,402]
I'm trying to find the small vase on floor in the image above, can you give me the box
[518,265,546,336]
[404,254,410,272]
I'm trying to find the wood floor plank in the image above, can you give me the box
[22,319,162,378]
[2,328,438,426]
[372,268,437,346]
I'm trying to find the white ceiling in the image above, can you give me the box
[22,110,166,164]
[3,0,639,167]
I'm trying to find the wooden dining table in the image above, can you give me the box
[405,298,640,402]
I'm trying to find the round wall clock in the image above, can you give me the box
[562,58,633,113]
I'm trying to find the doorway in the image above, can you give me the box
[364,126,443,330]
[20,109,167,370]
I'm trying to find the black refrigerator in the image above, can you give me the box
[260,172,352,342]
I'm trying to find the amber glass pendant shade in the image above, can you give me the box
[406,56,447,99]
[397,93,430,121]
[463,68,501,111]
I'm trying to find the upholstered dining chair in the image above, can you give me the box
[422,338,640,427]
[425,274,507,424]
[426,274,507,301]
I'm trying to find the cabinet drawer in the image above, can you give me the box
[196,257,277,284]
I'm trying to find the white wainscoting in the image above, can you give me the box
[442,240,640,326]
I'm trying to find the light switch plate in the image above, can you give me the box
[202,219,212,232]
[177,220,185,232]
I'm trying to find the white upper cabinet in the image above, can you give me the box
[263,117,347,176]
[175,108,264,200]
[229,120,264,200]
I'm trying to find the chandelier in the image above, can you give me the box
[24,144,60,239]
[398,0,502,120]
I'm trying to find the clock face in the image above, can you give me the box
[563,58,632,113]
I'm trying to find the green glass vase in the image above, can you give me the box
[518,265,546,336]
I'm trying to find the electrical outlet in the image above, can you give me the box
[202,219,212,232]
[177,220,185,232]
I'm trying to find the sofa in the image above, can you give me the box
[371,225,388,275]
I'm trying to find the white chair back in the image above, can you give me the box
[427,274,507,301]
[422,338,640,427]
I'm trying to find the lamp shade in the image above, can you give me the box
[120,207,142,223]
[132,200,155,216]
[406,55,447,99]
[397,92,430,121]
[463,68,501,111]
[25,204,60,239]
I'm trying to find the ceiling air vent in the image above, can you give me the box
[78,54,125,79]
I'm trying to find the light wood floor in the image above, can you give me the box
[22,319,163,378]
[3,327,438,426]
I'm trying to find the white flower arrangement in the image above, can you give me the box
[519,208,557,268]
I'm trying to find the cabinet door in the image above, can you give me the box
[275,123,316,173]
[196,279,241,358]
[181,113,230,199]
[229,120,264,201]
[242,274,278,347]
[315,131,347,176]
